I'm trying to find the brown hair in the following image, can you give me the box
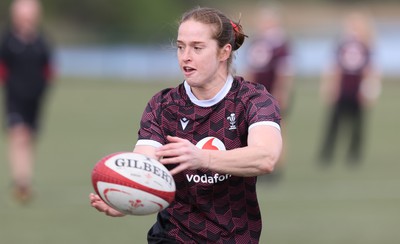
[179,7,247,69]
[343,11,375,48]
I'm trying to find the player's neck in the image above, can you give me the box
[185,75,233,107]
[13,28,38,43]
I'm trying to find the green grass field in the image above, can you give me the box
[0,77,399,244]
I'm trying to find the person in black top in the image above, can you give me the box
[0,0,53,203]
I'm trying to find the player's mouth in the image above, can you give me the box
[183,66,196,75]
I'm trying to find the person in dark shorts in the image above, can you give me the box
[0,0,53,203]
[90,6,282,243]
[318,12,381,165]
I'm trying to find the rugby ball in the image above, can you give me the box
[91,152,176,215]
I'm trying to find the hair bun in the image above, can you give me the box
[230,20,247,51]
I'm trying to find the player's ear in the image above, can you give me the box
[219,44,232,62]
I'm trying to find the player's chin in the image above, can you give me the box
[182,70,199,81]
[183,74,195,82]
[185,77,203,88]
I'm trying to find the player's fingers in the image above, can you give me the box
[89,193,100,203]
[159,154,189,165]
[156,144,177,153]
[156,148,183,158]
[90,194,103,204]
[166,135,184,143]
[89,193,98,199]
[158,140,187,151]
[89,195,108,211]
[91,202,104,211]
[93,202,110,213]
[166,136,193,147]
[104,207,125,217]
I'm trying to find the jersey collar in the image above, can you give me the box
[184,75,234,107]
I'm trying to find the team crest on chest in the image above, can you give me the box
[227,113,237,130]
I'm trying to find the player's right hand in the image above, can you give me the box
[89,193,126,217]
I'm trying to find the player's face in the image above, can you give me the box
[177,20,228,90]
[12,0,40,35]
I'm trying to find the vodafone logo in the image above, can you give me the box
[196,137,226,151]
[188,137,231,184]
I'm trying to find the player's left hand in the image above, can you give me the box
[156,135,209,175]
[89,193,125,217]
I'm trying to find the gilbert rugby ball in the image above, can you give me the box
[91,152,176,215]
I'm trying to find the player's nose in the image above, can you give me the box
[182,48,192,62]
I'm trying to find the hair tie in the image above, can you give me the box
[230,20,239,33]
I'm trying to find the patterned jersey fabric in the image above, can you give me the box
[137,76,281,243]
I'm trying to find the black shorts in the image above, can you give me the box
[4,95,44,131]
[147,222,178,244]
[147,236,178,244]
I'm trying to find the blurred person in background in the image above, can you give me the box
[244,7,293,180]
[318,11,381,166]
[0,0,53,203]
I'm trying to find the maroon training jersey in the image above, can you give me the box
[136,76,281,243]
[336,38,371,102]
[246,29,291,93]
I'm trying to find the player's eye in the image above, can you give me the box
[176,44,184,50]
[194,46,202,53]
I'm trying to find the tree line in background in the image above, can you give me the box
[0,0,397,44]
[0,0,193,43]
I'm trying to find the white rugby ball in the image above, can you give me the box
[91,152,176,215]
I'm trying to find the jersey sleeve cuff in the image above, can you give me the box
[135,139,163,148]
[249,121,281,131]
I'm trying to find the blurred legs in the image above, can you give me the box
[8,124,34,203]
